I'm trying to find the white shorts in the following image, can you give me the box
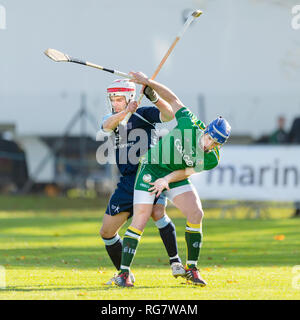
[134,183,196,205]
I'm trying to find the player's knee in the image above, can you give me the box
[151,206,165,221]
[195,208,204,222]
[100,225,114,239]
[187,207,204,224]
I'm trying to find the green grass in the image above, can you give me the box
[0,196,299,300]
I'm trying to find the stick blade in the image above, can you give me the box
[44,48,69,62]
[192,10,203,18]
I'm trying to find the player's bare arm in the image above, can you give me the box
[130,72,185,113]
[102,100,138,132]
[154,99,174,122]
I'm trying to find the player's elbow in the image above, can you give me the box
[170,98,184,113]
[162,112,175,122]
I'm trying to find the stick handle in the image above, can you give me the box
[120,38,179,126]
[152,37,179,80]
[120,10,202,126]
[121,93,144,125]
[84,61,132,78]
[68,58,132,78]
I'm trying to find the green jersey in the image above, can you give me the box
[145,107,219,173]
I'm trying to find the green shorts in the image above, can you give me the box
[134,161,195,205]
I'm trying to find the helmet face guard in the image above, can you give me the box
[106,79,136,113]
[204,116,231,145]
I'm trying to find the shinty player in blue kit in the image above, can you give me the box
[98,79,186,284]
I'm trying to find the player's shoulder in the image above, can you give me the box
[175,106,192,119]
[175,107,200,122]
[175,107,206,130]
[136,106,156,114]
[212,147,220,162]
[203,147,220,171]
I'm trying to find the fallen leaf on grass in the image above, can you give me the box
[226,280,239,284]
[274,235,285,241]
[16,256,26,261]
[203,268,212,272]
[207,257,213,260]
[78,292,87,296]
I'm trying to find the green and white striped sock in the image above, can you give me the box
[120,226,143,273]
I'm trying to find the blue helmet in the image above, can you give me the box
[204,116,231,145]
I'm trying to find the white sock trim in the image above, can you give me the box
[102,234,121,246]
[125,231,141,240]
[186,226,201,232]
[120,265,130,270]
[186,260,197,266]
[155,215,171,229]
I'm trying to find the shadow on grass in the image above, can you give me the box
[3,284,193,292]
[2,239,300,269]
[1,214,299,269]
[0,195,108,212]
[1,215,300,238]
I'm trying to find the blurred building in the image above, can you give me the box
[0,124,28,191]
[0,0,299,140]
[0,0,300,200]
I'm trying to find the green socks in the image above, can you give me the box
[185,221,202,269]
[120,226,143,273]
[119,222,202,272]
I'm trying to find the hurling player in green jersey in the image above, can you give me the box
[114,72,231,287]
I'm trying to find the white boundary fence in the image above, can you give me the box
[190,145,300,217]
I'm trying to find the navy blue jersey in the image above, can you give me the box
[100,106,161,176]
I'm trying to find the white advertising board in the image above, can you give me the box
[190,146,300,202]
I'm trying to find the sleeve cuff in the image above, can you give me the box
[96,128,113,141]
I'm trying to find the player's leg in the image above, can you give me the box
[100,211,130,271]
[100,178,135,274]
[166,184,206,286]
[114,168,158,287]
[114,163,163,286]
[151,202,185,278]
[120,202,153,271]
[114,202,154,287]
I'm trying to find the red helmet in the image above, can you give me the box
[107,79,136,111]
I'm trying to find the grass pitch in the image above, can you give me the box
[0,196,299,300]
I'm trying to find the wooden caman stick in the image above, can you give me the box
[44,48,132,79]
[120,9,203,126]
